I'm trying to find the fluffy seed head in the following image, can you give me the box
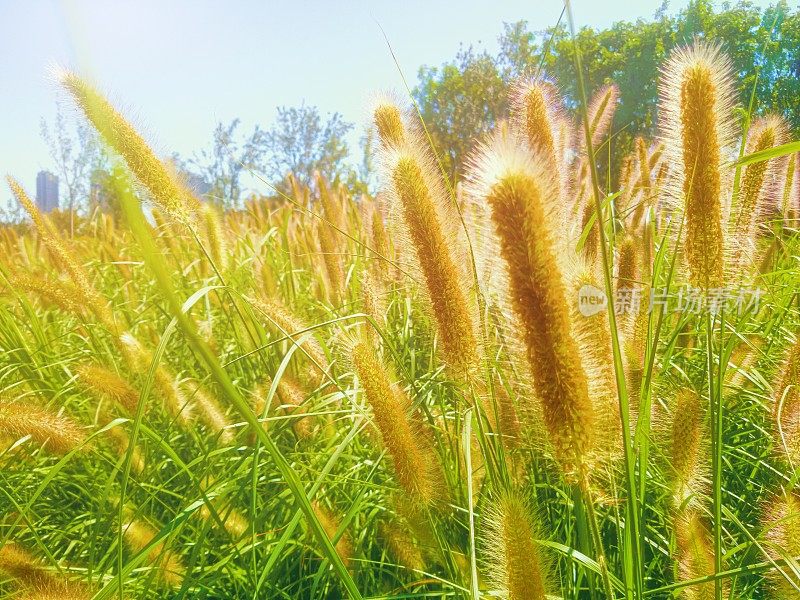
[0,400,85,454]
[763,490,800,598]
[59,71,200,224]
[675,510,722,600]
[316,217,345,303]
[666,389,707,508]
[0,544,57,588]
[779,153,800,225]
[511,80,561,170]
[772,337,800,466]
[76,363,139,414]
[569,267,621,459]
[259,374,313,439]
[122,518,185,587]
[380,520,424,573]
[659,42,736,289]
[468,133,594,477]
[731,115,788,274]
[252,296,330,377]
[17,583,91,600]
[586,84,620,150]
[616,236,640,293]
[311,500,354,569]
[12,275,86,317]
[352,340,440,502]
[6,177,108,323]
[373,100,406,148]
[183,381,233,444]
[387,150,479,375]
[199,202,228,271]
[481,489,551,600]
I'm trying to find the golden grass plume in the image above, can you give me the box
[481,489,551,600]
[467,131,593,478]
[351,339,441,503]
[0,399,85,454]
[59,70,200,224]
[659,41,737,289]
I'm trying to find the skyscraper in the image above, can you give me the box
[36,171,59,213]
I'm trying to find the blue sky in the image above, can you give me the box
[0,0,779,198]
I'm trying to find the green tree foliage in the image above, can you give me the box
[414,47,507,178]
[262,103,353,189]
[413,0,800,186]
[190,119,267,209]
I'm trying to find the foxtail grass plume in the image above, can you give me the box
[122,518,185,587]
[772,336,800,466]
[779,153,800,225]
[154,367,193,422]
[468,133,594,477]
[617,153,636,214]
[257,375,313,439]
[370,200,391,271]
[481,489,551,600]
[0,545,90,600]
[352,339,440,502]
[373,100,406,148]
[76,363,139,414]
[114,331,185,420]
[666,389,707,508]
[0,400,85,454]
[183,380,233,444]
[252,296,330,377]
[6,178,113,328]
[11,275,86,317]
[731,115,787,274]
[636,137,651,196]
[675,509,723,600]
[491,377,522,451]
[579,196,599,260]
[570,268,621,458]
[0,544,58,589]
[616,236,640,293]
[586,84,619,150]
[763,490,800,598]
[734,115,786,230]
[199,202,228,272]
[316,171,345,231]
[59,71,200,224]
[380,520,424,573]
[17,585,91,600]
[198,499,248,539]
[383,145,479,375]
[287,172,310,207]
[311,500,354,569]
[105,423,146,474]
[511,79,562,173]
[659,42,736,289]
[316,216,345,302]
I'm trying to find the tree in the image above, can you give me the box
[190,119,266,209]
[413,46,507,179]
[262,103,353,189]
[40,102,107,215]
[412,1,800,188]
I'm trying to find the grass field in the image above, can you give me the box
[1,21,800,600]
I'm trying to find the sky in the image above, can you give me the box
[0,0,780,200]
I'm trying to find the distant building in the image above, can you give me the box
[36,171,59,213]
